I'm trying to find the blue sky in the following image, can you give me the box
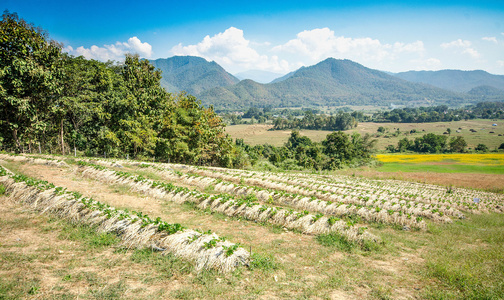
[4,0,504,75]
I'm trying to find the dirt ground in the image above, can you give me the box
[0,162,429,299]
[339,169,504,192]
[0,194,183,299]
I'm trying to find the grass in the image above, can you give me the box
[226,119,504,150]
[376,153,504,165]
[317,232,383,253]
[376,161,504,174]
[128,248,194,280]
[57,222,120,249]
[3,156,504,299]
[419,213,504,299]
[248,253,279,272]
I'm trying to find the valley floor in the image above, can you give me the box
[1,154,503,299]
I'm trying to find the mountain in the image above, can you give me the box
[198,58,464,110]
[234,70,284,84]
[394,70,504,93]
[270,70,298,83]
[467,85,504,102]
[148,56,240,95]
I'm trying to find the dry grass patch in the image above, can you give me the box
[0,196,186,299]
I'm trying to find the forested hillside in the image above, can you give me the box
[0,12,239,167]
[149,56,239,95]
[198,59,466,111]
[394,70,504,93]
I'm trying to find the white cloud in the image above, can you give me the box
[482,37,498,43]
[463,48,481,59]
[393,41,425,53]
[64,36,152,61]
[171,27,289,73]
[440,39,480,59]
[272,28,425,67]
[124,37,153,57]
[498,60,504,67]
[440,39,472,49]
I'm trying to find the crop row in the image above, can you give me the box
[75,161,380,244]
[186,165,504,214]
[162,164,460,221]
[0,165,249,273]
[129,163,436,228]
[0,154,459,226]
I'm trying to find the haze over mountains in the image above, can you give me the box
[393,70,504,93]
[234,70,284,84]
[149,56,504,111]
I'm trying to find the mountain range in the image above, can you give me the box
[234,70,284,83]
[393,70,504,93]
[148,56,504,111]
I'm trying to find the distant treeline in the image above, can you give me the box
[272,111,358,131]
[387,133,503,154]
[224,102,504,130]
[371,102,504,123]
[237,130,377,171]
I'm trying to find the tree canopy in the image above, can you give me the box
[0,11,238,167]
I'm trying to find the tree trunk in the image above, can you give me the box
[13,128,21,153]
[60,119,65,155]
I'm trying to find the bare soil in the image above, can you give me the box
[340,169,504,191]
[0,162,428,299]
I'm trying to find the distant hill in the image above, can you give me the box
[394,70,504,93]
[198,58,464,110]
[466,85,504,102]
[234,70,284,84]
[148,56,239,95]
[270,70,298,83]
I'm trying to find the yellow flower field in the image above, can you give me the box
[376,153,504,165]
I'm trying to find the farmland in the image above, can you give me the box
[1,153,504,299]
[225,119,504,150]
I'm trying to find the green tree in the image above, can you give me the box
[285,130,312,150]
[397,137,412,152]
[0,11,63,152]
[413,133,448,153]
[449,136,467,153]
[475,143,489,152]
[322,131,354,169]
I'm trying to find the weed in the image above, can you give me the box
[249,253,278,272]
[58,223,119,249]
[130,249,193,278]
[316,232,356,252]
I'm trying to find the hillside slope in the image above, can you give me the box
[149,56,240,95]
[199,58,464,110]
[394,70,504,93]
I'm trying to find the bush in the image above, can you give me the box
[475,144,489,152]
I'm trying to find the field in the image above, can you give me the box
[1,153,504,299]
[337,153,504,194]
[225,119,504,150]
